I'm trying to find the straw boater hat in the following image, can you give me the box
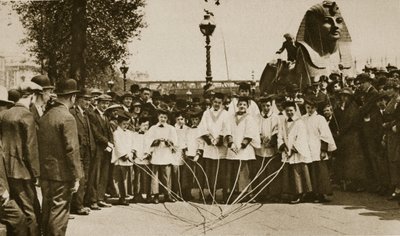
[0,86,14,106]
[18,81,43,95]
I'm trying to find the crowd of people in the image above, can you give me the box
[0,65,400,235]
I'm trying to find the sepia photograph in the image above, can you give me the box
[0,0,400,235]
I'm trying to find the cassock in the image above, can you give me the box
[132,131,150,196]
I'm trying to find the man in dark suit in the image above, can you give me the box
[0,82,42,236]
[30,75,54,128]
[38,79,83,236]
[0,86,28,236]
[70,89,96,215]
[87,94,114,209]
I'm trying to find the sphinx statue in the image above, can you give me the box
[295,1,353,85]
[259,1,354,94]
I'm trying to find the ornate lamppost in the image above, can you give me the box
[119,60,129,91]
[199,13,216,83]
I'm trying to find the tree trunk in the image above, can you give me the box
[70,0,87,89]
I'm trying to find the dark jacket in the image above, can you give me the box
[29,104,41,130]
[38,102,83,181]
[0,104,39,180]
[70,106,96,155]
[87,108,113,148]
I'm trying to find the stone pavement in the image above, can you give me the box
[67,191,400,235]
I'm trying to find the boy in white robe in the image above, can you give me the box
[227,82,260,118]
[225,97,261,203]
[278,101,313,204]
[198,93,229,202]
[171,112,189,198]
[111,111,135,206]
[132,118,151,203]
[145,108,178,204]
[253,95,282,202]
[302,98,336,203]
[181,108,205,200]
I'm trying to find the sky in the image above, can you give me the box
[1,0,400,81]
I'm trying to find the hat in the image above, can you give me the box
[386,64,398,72]
[104,104,123,113]
[31,75,54,89]
[116,110,131,122]
[287,84,300,93]
[97,94,112,102]
[77,88,92,99]
[121,91,133,99]
[311,76,320,86]
[132,100,141,107]
[8,89,20,103]
[338,87,353,96]
[91,88,103,96]
[389,69,400,78]
[0,86,14,106]
[303,97,317,107]
[18,81,43,95]
[156,103,170,115]
[54,79,79,95]
[187,107,203,118]
[238,82,251,91]
[192,97,201,105]
[356,73,373,83]
[258,94,275,103]
[375,67,388,75]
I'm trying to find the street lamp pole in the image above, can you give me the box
[119,60,129,91]
[199,13,216,83]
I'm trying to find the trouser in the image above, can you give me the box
[150,165,172,196]
[87,149,111,203]
[7,178,40,236]
[41,180,74,236]
[72,147,90,210]
[225,160,253,193]
[308,161,333,195]
[0,199,28,236]
[171,165,183,197]
[113,165,130,199]
[134,164,150,195]
[281,163,312,195]
[201,158,227,194]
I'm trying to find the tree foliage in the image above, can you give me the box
[13,0,146,88]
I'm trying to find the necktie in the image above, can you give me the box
[287,118,293,122]
[159,124,164,128]
[278,112,283,115]
[192,126,197,129]
[180,126,183,129]
[139,131,145,134]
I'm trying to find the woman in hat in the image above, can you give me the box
[334,88,367,191]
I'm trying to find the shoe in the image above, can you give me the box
[98,201,112,208]
[71,208,90,215]
[290,198,302,204]
[148,195,159,204]
[387,192,400,201]
[164,196,176,203]
[115,199,130,206]
[68,215,75,220]
[90,203,101,210]
[133,195,145,203]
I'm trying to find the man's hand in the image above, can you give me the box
[1,189,10,206]
[320,151,327,160]
[71,180,80,193]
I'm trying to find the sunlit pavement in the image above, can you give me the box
[66,190,400,235]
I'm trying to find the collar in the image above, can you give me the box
[77,105,85,115]
[157,122,166,128]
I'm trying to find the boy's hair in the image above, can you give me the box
[213,92,224,101]
[283,101,297,110]
[237,96,250,106]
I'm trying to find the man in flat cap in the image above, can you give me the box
[0,81,42,235]
[38,79,83,236]
[87,94,114,209]
[30,75,54,128]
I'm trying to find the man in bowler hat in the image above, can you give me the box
[30,75,54,128]
[38,79,83,236]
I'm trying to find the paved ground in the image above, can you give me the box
[66,190,400,235]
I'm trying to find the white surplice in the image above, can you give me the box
[145,122,178,165]
[111,127,134,166]
[132,132,150,165]
[255,111,279,158]
[172,124,189,166]
[198,108,229,160]
[302,112,337,162]
[278,116,312,164]
[186,126,204,157]
[225,113,261,160]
